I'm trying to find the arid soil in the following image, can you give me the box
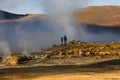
[30,72,120,80]
[0,69,120,80]
[76,6,120,26]
[0,60,120,80]
[0,41,120,80]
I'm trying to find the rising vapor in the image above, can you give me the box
[1,0,120,56]
[43,0,91,40]
[0,0,91,55]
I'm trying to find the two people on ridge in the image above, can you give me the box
[61,35,67,45]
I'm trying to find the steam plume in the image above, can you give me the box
[15,26,35,56]
[43,0,91,40]
[0,41,11,57]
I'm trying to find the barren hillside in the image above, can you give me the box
[75,6,120,26]
[0,10,27,20]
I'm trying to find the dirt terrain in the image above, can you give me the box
[0,66,120,80]
[0,58,120,80]
[0,41,120,80]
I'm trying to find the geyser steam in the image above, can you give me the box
[0,41,11,57]
[43,0,90,40]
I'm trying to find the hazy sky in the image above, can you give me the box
[1,0,120,14]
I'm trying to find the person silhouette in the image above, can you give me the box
[64,35,67,45]
[61,37,63,45]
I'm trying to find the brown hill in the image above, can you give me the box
[0,10,27,20]
[75,6,120,27]
[0,14,43,23]
[0,10,43,23]
[18,14,43,21]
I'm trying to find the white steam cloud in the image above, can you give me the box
[0,41,11,57]
[15,26,35,56]
[43,0,91,40]
[0,27,11,57]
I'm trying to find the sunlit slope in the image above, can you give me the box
[75,6,120,27]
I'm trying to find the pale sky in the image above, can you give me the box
[0,0,120,14]
[91,0,120,6]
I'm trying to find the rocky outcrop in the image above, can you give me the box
[43,40,120,58]
[2,54,32,65]
[2,54,20,65]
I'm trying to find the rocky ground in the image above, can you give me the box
[0,41,120,80]
[45,40,120,57]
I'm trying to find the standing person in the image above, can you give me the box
[64,35,67,45]
[61,37,63,45]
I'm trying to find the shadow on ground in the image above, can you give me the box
[0,59,120,74]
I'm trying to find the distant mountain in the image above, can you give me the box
[75,6,120,27]
[0,10,27,20]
